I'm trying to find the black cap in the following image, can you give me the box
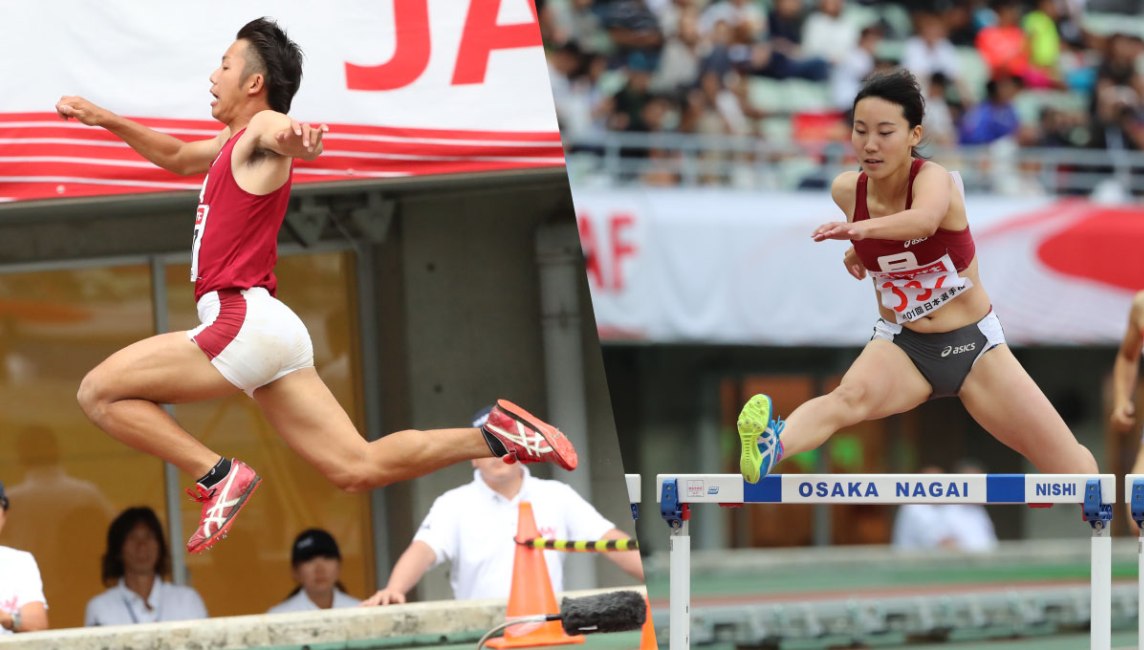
[472,405,493,428]
[0,481,7,510]
[291,528,340,565]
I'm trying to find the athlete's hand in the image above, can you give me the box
[360,588,406,606]
[275,120,329,159]
[843,246,866,279]
[812,221,866,242]
[55,96,110,126]
[1112,400,1136,432]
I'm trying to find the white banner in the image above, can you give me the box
[576,189,1144,345]
[0,0,562,202]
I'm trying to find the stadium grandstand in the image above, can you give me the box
[540,0,1144,196]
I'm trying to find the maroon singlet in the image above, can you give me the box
[191,128,292,301]
[851,158,976,272]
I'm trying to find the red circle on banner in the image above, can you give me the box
[1036,207,1144,291]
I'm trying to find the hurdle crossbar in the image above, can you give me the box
[649,473,1115,650]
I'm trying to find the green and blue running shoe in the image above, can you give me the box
[737,394,785,484]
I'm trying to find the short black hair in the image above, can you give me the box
[236,17,304,114]
[854,68,927,158]
[101,507,171,586]
[854,68,925,128]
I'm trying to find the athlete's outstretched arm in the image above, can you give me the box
[1112,292,1144,432]
[55,96,227,175]
[358,540,437,606]
[813,164,953,242]
[245,109,328,161]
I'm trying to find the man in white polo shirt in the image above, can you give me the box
[362,408,644,604]
[0,482,50,635]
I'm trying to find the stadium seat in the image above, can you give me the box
[749,78,832,114]
[1013,90,1088,125]
[1083,12,1144,38]
[760,116,795,143]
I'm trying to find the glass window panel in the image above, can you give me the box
[0,264,166,629]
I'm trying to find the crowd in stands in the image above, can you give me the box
[539,0,1144,190]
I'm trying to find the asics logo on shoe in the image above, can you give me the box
[201,471,243,537]
[486,420,553,458]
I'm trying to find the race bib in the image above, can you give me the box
[190,204,208,281]
[191,172,210,282]
[870,253,971,324]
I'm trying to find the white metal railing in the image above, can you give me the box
[564,131,1144,197]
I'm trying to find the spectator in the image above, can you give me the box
[943,0,980,47]
[599,0,666,65]
[698,0,767,44]
[903,12,962,87]
[1023,0,1064,88]
[1033,106,1084,148]
[268,529,359,613]
[0,482,49,634]
[699,19,747,79]
[802,0,861,66]
[751,0,827,81]
[923,72,959,147]
[1092,33,1144,126]
[85,507,207,626]
[831,25,883,109]
[609,59,657,132]
[652,6,704,93]
[939,459,999,552]
[892,462,998,552]
[656,0,701,39]
[975,0,1029,81]
[959,76,1023,145]
[567,53,616,149]
[361,408,645,605]
[768,0,809,51]
[4,425,115,628]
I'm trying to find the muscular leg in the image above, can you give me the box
[77,332,240,478]
[252,368,492,491]
[958,345,1097,474]
[778,339,933,458]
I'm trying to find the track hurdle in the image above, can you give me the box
[1127,474,1144,647]
[652,473,1115,650]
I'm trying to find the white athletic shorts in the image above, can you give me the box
[187,287,314,396]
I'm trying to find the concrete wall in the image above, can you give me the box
[379,177,635,598]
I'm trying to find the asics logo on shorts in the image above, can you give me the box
[941,342,976,357]
[485,420,553,456]
[904,237,928,248]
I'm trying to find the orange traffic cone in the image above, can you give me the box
[639,594,657,650]
[488,501,585,648]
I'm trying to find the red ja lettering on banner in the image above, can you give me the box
[345,0,541,91]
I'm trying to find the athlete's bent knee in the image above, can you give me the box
[827,382,872,421]
[77,370,108,422]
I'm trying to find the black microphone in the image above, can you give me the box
[557,590,648,634]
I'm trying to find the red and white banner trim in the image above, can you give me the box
[0,113,564,201]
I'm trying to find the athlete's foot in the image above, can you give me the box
[483,399,579,471]
[186,459,261,554]
[737,394,784,484]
